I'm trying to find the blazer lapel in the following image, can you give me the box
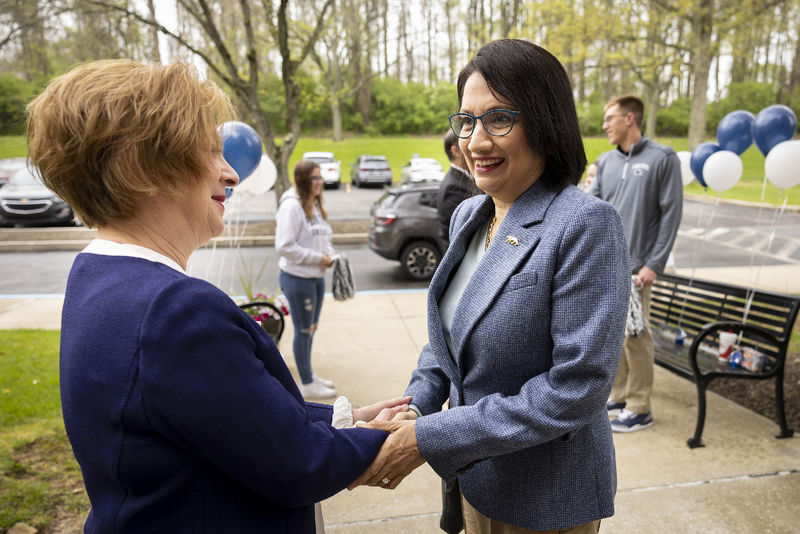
[449,180,559,364]
[426,196,496,383]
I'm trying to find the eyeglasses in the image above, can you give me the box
[311,176,323,182]
[449,109,521,138]
[602,113,627,125]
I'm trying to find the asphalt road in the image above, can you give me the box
[1,184,799,296]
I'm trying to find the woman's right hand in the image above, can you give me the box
[319,254,334,268]
[375,407,418,422]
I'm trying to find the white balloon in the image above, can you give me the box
[765,140,800,190]
[702,150,742,193]
[676,150,694,186]
[236,154,277,194]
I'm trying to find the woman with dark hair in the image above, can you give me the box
[276,159,337,399]
[352,39,631,533]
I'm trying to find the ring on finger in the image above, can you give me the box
[381,476,391,485]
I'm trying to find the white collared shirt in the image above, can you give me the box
[82,239,186,275]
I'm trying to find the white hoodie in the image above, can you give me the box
[275,187,334,279]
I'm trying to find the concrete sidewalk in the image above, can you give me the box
[2,289,799,533]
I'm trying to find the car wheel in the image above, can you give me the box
[400,241,441,281]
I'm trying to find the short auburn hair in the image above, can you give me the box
[26,59,235,228]
[605,94,645,129]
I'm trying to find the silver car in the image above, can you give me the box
[0,165,77,227]
[0,157,26,188]
[351,155,392,187]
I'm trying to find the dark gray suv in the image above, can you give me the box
[368,183,448,281]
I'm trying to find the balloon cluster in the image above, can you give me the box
[218,121,276,197]
[678,106,799,192]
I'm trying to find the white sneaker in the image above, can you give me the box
[299,381,337,399]
[313,374,335,388]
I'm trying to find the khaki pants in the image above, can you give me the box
[610,283,654,414]
[461,495,601,534]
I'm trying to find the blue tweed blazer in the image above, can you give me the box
[60,254,386,533]
[406,178,630,530]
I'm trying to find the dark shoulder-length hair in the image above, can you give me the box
[294,159,328,220]
[457,39,586,190]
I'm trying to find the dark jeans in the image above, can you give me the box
[279,270,325,384]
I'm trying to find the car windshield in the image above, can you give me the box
[9,167,42,186]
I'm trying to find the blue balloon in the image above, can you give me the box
[752,105,797,156]
[716,110,755,155]
[220,121,262,181]
[690,142,720,187]
[225,186,234,199]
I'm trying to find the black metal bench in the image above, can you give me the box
[649,273,798,448]
[238,301,285,345]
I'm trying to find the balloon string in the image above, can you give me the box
[676,188,714,330]
[740,174,771,334]
[740,190,789,332]
[231,200,250,296]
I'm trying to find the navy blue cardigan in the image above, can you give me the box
[60,253,386,532]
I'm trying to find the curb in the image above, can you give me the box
[683,192,800,213]
[0,222,370,252]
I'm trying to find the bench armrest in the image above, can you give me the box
[688,320,783,377]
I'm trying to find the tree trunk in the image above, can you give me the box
[688,0,713,150]
[426,2,434,85]
[788,18,800,101]
[146,0,161,62]
[644,84,659,139]
[446,0,458,81]
[382,0,389,76]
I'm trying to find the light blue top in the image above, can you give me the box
[439,221,488,354]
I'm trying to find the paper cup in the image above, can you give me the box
[718,331,737,361]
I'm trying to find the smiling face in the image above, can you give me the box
[458,72,546,204]
[602,104,635,148]
[179,152,239,244]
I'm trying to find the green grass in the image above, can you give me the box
[0,329,88,530]
[0,136,27,159]
[4,134,797,205]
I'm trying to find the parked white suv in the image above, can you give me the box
[400,157,444,184]
[301,151,341,189]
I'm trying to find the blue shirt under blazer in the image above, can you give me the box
[60,254,386,532]
[406,178,630,530]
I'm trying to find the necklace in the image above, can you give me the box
[485,216,496,250]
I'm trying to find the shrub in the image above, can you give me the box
[656,98,691,137]
[577,100,605,136]
[0,74,34,135]
[706,81,776,131]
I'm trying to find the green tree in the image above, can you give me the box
[0,73,34,134]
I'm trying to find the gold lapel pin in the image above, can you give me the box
[505,235,519,246]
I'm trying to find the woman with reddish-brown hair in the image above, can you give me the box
[27,59,407,533]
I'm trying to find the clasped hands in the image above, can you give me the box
[348,399,425,491]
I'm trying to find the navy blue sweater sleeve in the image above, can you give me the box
[137,278,386,507]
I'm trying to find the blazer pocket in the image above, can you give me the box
[502,271,538,293]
